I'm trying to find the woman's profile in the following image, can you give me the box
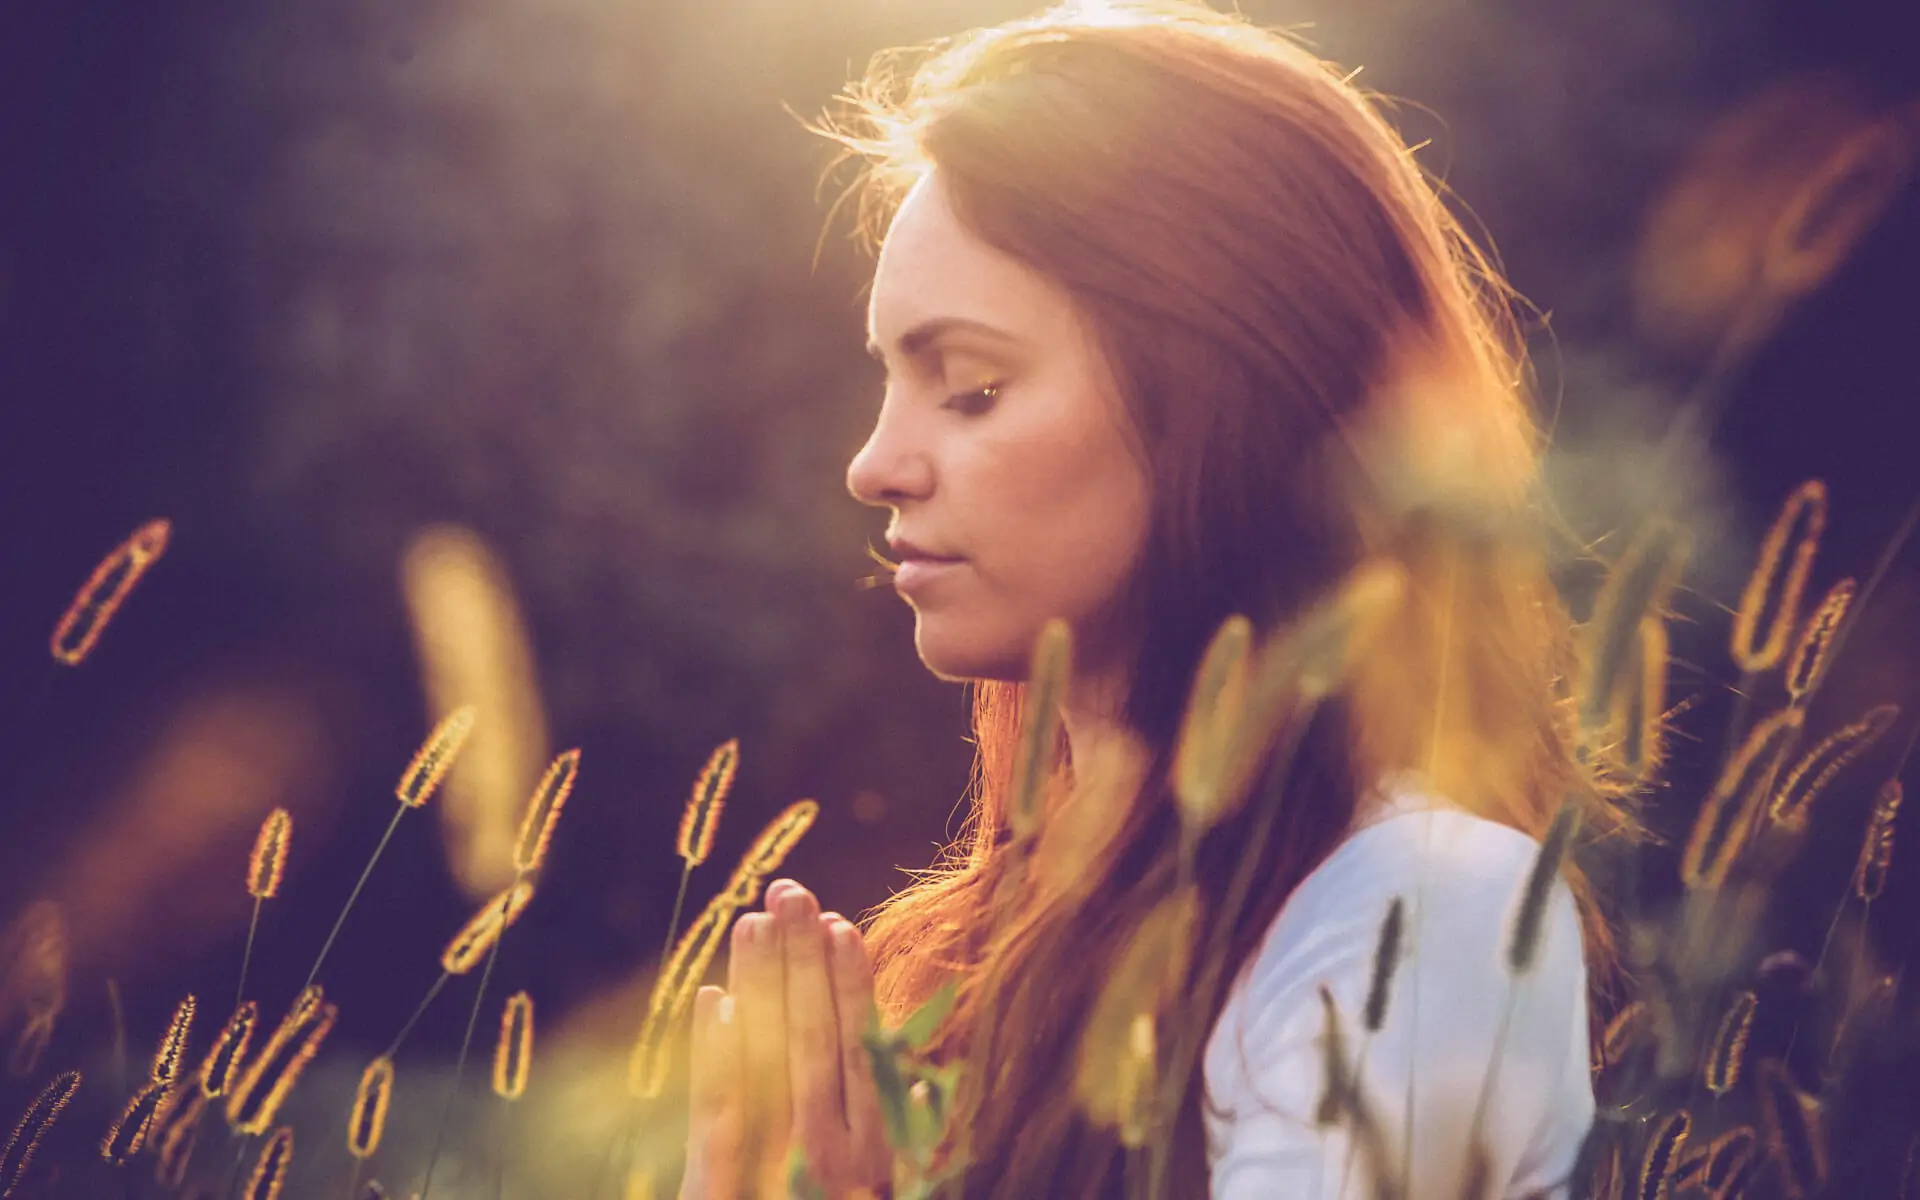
[680,1,1641,1196]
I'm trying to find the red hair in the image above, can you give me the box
[808,2,1643,1193]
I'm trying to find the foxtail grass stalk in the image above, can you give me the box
[304,708,476,991]
[662,739,741,975]
[422,746,575,1198]
[419,881,520,1200]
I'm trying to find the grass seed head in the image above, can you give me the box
[1700,1126,1758,1196]
[1636,1109,1691,1200]
[1599,999,1648,1071]
[1362,896,1406,1033]
[200,1001,257,1099]
[396,706,478,808]
[1681,708,1804,888]
[224,987,330,1132]
[440,881,537,975]
[348,1057,394,1159]
[2,1069,82,1195]
[1011,619,1072,843]
[1704,991,1757,1094]
[1172,615,1252,836]
[1578,518,1689,743]
[1769,704,1900,832]
[1854,777,1902,902]
[677,739,740,867]
[513,748,581,873]
[1784,577,1854,703]
[738,800,820,880]
[244,1127,294,1200]
[151,994,196,1086]
[247,809,293,900]
[1508,800,1581,974]
[50,518,172,667]
[101,1080,169,1163]
[1757,1059,1826,1197]
[154,1092,207,1189]
[1313,985,1352,1128]
[630,898,737,1098]
[1730,479,1827,674]
[493,992,533,1100]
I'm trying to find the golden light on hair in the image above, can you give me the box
[100,1080,169,1163]
[244,1126,294,1200]
[50,518,172,666]
[677,739,739,867]
[247,809,293,900]
[1784,578,1854,704]
[397,706,478,809]
[200,1001,257,1099]
[2,1069,81,1194]
[492,992,533,1100]
[1681,707,1805,888]
[1854,778,1901,902]
[513,749,580,873]
[440,881,536,975]
[348,1057,394,1160]
[1730,480,1826,675]
[629,898,738,1098]
[1769,704,1900,832]
[224,986,331,1133]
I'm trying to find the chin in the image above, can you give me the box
[912,618,1025,684]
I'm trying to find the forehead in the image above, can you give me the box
[866,173,1064,342]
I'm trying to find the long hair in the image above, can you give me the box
[808,2,1645,1194]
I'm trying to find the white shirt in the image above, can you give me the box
[1203,778,1594,1199]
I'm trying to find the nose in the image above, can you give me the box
[845,414,933,509]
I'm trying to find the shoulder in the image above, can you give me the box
[1202,802,1594,1198]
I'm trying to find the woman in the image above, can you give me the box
[682,1,1641,1196]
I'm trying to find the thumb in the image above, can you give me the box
[689,985,740,1124]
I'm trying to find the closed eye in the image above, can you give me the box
[945,383,1001,416]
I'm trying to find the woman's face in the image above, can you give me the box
[847,172,1153,684]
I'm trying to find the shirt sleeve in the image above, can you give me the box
[1202,809,1594,1200]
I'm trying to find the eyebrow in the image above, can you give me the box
[865,317,1021,363]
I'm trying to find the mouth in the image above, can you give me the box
[893,556,964,593]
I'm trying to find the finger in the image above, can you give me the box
[826,917,889,1165]
[730,912,791,1146]
[687,986,738,1123]
[777,884,847,1174]
[766,878,800,912]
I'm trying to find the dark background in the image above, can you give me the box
[0,0,1916,1191]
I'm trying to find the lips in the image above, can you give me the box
[893,557,963,593]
